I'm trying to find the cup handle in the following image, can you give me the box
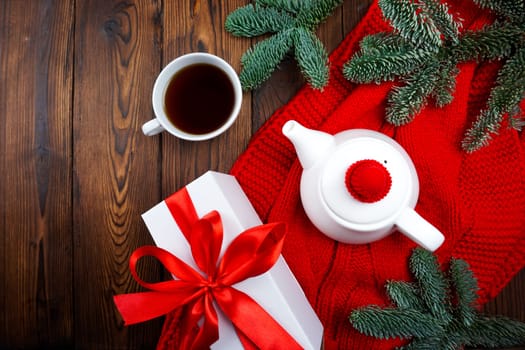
[395,208,445,251]
[142,119,165,136]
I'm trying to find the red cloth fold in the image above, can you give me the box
[231,1,525,349]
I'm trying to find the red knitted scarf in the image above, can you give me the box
[228,1,525,349]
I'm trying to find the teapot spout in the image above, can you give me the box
[282,120,336,169]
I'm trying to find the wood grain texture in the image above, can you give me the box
[0,0,74,347]
[73,0,162,348]
[483,267,525,322]
[0,1,523,349]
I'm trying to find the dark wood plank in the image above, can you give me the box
[0,1,74,348]
[342,0,375,34]
[484,268,525,321]
[73,1,163,348]
[161,0,252,196]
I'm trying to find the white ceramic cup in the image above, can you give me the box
[142,53,242,141]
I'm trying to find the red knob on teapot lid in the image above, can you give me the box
[345,159,392,203]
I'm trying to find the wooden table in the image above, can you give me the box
[1,1,523,349]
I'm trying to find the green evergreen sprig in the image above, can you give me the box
[377,0,459,48]
[343,0,525,151]
[462,44,525,150]
[474,0,525,22]
[349,248,525,349]
[460,0,525,150]
[225,0,342,90]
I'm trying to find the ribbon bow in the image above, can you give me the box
[114,188,302,349]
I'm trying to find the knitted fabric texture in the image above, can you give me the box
[157,1,525,349]
[229,1,525,349]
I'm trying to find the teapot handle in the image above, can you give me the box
[395,208,444,251]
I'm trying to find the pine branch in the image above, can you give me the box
[293,28,330,89]
[461,111,499,151]
[344,36,432,83]
[359,33,413,54]
[386,59,440,125]
[386,281,424,310]
[349,248,525,349]
[420,0,461,43]
[452,22,521,62]
[409,247,451,324]
[226,0,343,90]
[378,0,443,48]
[350,307,441,339]
[509,104,525,130]
[466,316,525,347]
[227,0,525,149]
[255,0,311,14]
[401,337,446,350]
[449,258,478,326]
[225,4,295,37]
[296,0,343,29]
[343,0,525,151]
[430,60,459,107]
[462,45,525,151]
[239,30,294,90]
[473,0,525,22]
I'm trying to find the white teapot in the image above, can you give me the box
[282,120,444,251]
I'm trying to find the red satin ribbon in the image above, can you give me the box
[114,188,302,350]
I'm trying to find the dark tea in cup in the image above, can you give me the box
[164,63,235,135]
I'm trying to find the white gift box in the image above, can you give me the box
[142,171,323,349]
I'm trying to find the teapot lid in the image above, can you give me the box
[345,159,392,203]
[320,130,418,229]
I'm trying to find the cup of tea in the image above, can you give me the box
[142,53,243,141]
